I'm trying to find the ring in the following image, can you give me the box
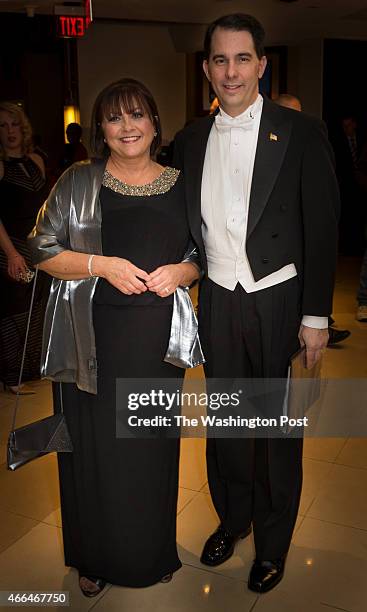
[164,287,169,294]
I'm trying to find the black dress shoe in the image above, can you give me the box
[200,524,252,567]
[327,326,351,346]
[248,557,286,593]
[79,574,106,598]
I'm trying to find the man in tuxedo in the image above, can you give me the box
[331,113,366,255]
[173,14,340,593]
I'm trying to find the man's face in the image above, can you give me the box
[342,117,357,137]
[203,28,267,117]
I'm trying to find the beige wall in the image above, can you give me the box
[287,40,324,118]
[77,22,186,147]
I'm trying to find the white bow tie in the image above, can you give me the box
[215,113,255,132]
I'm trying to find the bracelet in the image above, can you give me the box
[87,254,97,277]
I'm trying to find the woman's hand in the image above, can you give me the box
[146,263,199,298]
[95,256,150,295]
[7,252,27,281]
[0,223,28,281]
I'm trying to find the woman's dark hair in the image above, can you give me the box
[90,78,162,158]
[203,13,266,60]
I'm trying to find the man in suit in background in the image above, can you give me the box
[174,13,340,593]
[331,113,366,255]
[274,93,302,112]
[355,141,367,321]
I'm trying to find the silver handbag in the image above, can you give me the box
[164,286,205,368]
[7,268,73,471]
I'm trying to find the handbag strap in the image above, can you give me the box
[59,380,64,414]
[10,267,40,430]
[10,268,65,430]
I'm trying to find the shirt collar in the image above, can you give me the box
[218,94,263,125]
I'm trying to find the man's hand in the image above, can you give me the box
[298,324,329,369]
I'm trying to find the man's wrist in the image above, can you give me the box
[301,315,328,329]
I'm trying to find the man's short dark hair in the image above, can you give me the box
[204,13,266,60]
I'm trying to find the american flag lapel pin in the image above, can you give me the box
[269,132,278,142]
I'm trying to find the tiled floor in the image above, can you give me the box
[0,256,366,611]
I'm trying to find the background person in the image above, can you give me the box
[331,113,366,255]
[29,78,199,596]
[355,140,367,321]
[355,247,367,321]
[274,93,301,112]
[0,101,49,393]
[60,122,88,170]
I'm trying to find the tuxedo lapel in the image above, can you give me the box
[247,98,292,239]
[184,115,214,240]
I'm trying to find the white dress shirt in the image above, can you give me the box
[201,94,327,329]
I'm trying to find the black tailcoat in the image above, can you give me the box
[174,96,340,317]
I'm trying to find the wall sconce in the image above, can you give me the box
[25,5,37,18]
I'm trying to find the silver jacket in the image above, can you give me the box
[28,159,204,395]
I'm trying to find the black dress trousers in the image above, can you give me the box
[198,275,303,561]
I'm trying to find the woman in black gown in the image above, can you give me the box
[29,79,200,596]
[0,102,49,393]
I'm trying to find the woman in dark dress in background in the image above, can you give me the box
[29,79,200,596]
[0,102,49,393]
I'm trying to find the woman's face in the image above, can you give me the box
[101,103,155,162]
[0,111,23,155]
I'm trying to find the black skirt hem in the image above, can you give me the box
[68,560,182,588]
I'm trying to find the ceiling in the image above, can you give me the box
[1,0,367,44]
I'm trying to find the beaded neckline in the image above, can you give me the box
[102,166,180,197]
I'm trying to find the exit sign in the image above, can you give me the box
[55,1,92,38]
[57,15,86,38]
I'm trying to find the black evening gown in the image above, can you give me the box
[55,167,190,587]
[0,156,50,386]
